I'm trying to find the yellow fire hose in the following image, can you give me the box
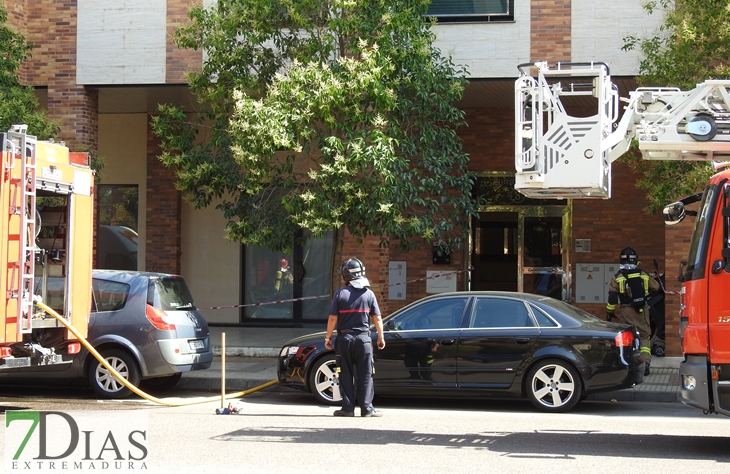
[35,301,278,407]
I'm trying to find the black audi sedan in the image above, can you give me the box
[278,291,645,413]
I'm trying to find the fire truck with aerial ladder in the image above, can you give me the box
[0,125,94,371]
[515,61,730,417]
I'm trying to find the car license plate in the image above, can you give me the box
[189,340,204,350]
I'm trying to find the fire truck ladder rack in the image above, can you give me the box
[5,126,36,334]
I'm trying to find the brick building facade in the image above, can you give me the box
[6,1,683,354]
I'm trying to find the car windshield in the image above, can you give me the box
[684,184,716,282]
[533,297,600,324]
[148,276,196,311]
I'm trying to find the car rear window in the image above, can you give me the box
[527,304,559,327]
[533,298,601,324]
[147,277,196,311]
[92,279,130,312]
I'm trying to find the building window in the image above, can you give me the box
[427,0,513,22]
[242,231,332,323]
[96,185,138,270]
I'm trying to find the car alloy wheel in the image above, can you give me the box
[309,354,341,405]
[526,358,583,413]
[88,349,141,399]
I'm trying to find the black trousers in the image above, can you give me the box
[335,333,374,414]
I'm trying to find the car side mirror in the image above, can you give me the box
[663,202,685,225]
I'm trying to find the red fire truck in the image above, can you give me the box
[514,62,730,416]
[1,125,94,370]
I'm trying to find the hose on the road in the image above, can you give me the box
[35,301,278,407]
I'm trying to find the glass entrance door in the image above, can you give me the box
[471,206,570,300]
[521,214,567,300]
[471,212,518,291]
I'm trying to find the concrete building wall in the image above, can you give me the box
[572,1,660,75]
[433,0,530,78]
[77,0,167,84]
[97,114,148,268]
[181,202,241,324]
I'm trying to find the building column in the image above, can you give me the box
[145,120,182,274]
[47,87,99,151]
[531,0,572,63]
[664,220,693,357]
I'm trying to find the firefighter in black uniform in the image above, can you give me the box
[324,258,386,417]
[606,247,660,375]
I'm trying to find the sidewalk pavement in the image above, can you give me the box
[177,327,682,403]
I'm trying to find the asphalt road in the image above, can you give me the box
[1,386,728,474]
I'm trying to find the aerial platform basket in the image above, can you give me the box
[515,62,617,199]
[515,62,730,199]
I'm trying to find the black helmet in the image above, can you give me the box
[619,247,639,265]
[340,258,365,281]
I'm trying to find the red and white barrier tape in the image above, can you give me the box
[201,294,330,310]
[651,273,679,296]
[199,267,472,310]
[388,267,472,288]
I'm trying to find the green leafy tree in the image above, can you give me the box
[152,0,476,288]
[0,6,57,138]
[622,0,729,212]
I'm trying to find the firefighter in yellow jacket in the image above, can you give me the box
[606,247,660,375]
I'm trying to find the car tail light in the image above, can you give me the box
[0,346,11,358]
[615,330,635,347]
[145,304,176,331]
[67,342,81,354]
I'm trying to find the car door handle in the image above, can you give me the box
[440,339,455,346]
[515,338,530,344]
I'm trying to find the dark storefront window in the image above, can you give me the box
[96,185,139,270]
[242,231,332,322]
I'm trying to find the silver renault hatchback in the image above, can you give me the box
[4,270,213,398]
[86,270,213,398]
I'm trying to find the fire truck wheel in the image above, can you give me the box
[525,358,583,413]
[88,349,141,399]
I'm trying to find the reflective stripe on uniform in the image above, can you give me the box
[641,274,650,294]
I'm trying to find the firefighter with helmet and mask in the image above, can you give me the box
[606,247,660,375]
[324,258,386,417]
